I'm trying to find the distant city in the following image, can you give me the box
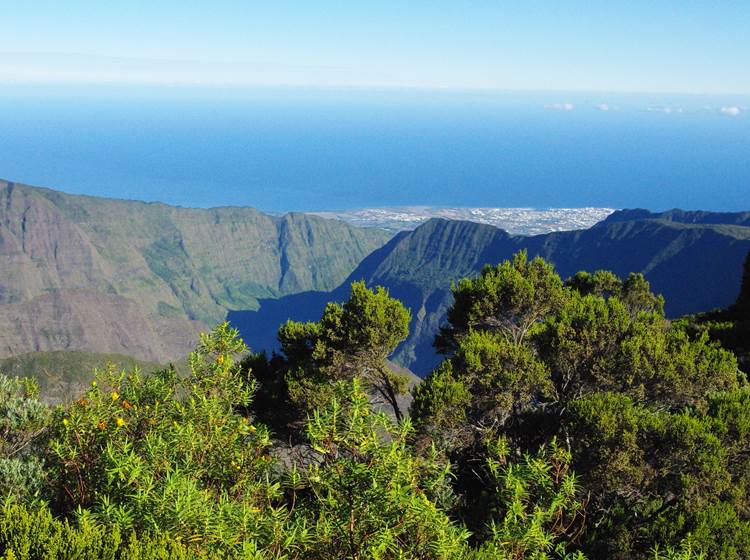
[311,206,615,235]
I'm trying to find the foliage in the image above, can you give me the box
[410,361,471,448]
[436,250,566,351]
[681,249,750,375]
[412,330,552,452]
[2,251,748,559]
[565,392,743,557]
[43,323,282,554]
[0,501,208,560]
[0,375,48,503]
[565,269,622,299]
[284,380,469,559]
[0,325,606,559]
[277,281,412,421]
[732,250,750,315]
[468,438,586,560]
[413,251,745,558]
[537,291,739,410]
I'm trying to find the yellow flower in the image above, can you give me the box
[116,417,125,427]
[91,381,97,388]
[62,418,69,426]
[111,391,120,401]
[217,354,225,365]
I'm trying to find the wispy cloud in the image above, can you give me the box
[720,106,742,116]
[545,102,575,111]
[647,106,684,114]
[594,103,610,111]
[0,52,399,88]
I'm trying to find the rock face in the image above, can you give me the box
[232,214,750,375]
[0,180,391,362]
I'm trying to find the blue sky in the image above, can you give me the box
[0,1,748,93]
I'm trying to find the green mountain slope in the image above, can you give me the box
[0,350,168,403]
[0,180,391,362]
[232,215,750,374]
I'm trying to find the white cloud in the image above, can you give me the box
[594,103,610,111]
[720,106,742,116]
[545,102,575,111]
[647,106,683,114]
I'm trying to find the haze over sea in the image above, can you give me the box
[0,86,748,213]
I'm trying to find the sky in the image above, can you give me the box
[0,1,749,94]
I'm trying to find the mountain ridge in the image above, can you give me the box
[232,214,750,374]
[5,178,750,376]
[0,180,392,362]
[601,208,750,227]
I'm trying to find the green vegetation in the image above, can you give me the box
[235,214,750,375]
[277,280,411,421]
[2,251,749,558]
[0,351,168,403]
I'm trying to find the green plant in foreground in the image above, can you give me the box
[0,375,49,504]
[285,380,469,559]
[44,323,283,554]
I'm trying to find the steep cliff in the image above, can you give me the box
[0,180,391,361]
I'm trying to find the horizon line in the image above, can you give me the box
[0,80,749,98]
[1,51,749,97]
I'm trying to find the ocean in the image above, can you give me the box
[0,86,748,212]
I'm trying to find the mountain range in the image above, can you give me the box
[231,211,750,374]
[2,179,749,379]
[0,180,390,363]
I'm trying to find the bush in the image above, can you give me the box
[43,323,283,553]
[0,375,49,503]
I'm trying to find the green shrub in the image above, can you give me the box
[43,323,284,553]
[0,501,208,560]
[284,380,469,559]
[0,375,49,503]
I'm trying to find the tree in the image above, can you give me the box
[289,381,590,560]
[621,273,665,317]
[565,391,744,559]
[279,281,411,421]
[731,250,750,315]
[565,269,622,299]
[418,255,745,558]
[410,361,472,450]
[412,330,552,452]
[436,251,566,353]
[536,292,739,411]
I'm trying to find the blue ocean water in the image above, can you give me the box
[0,86,747,212]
